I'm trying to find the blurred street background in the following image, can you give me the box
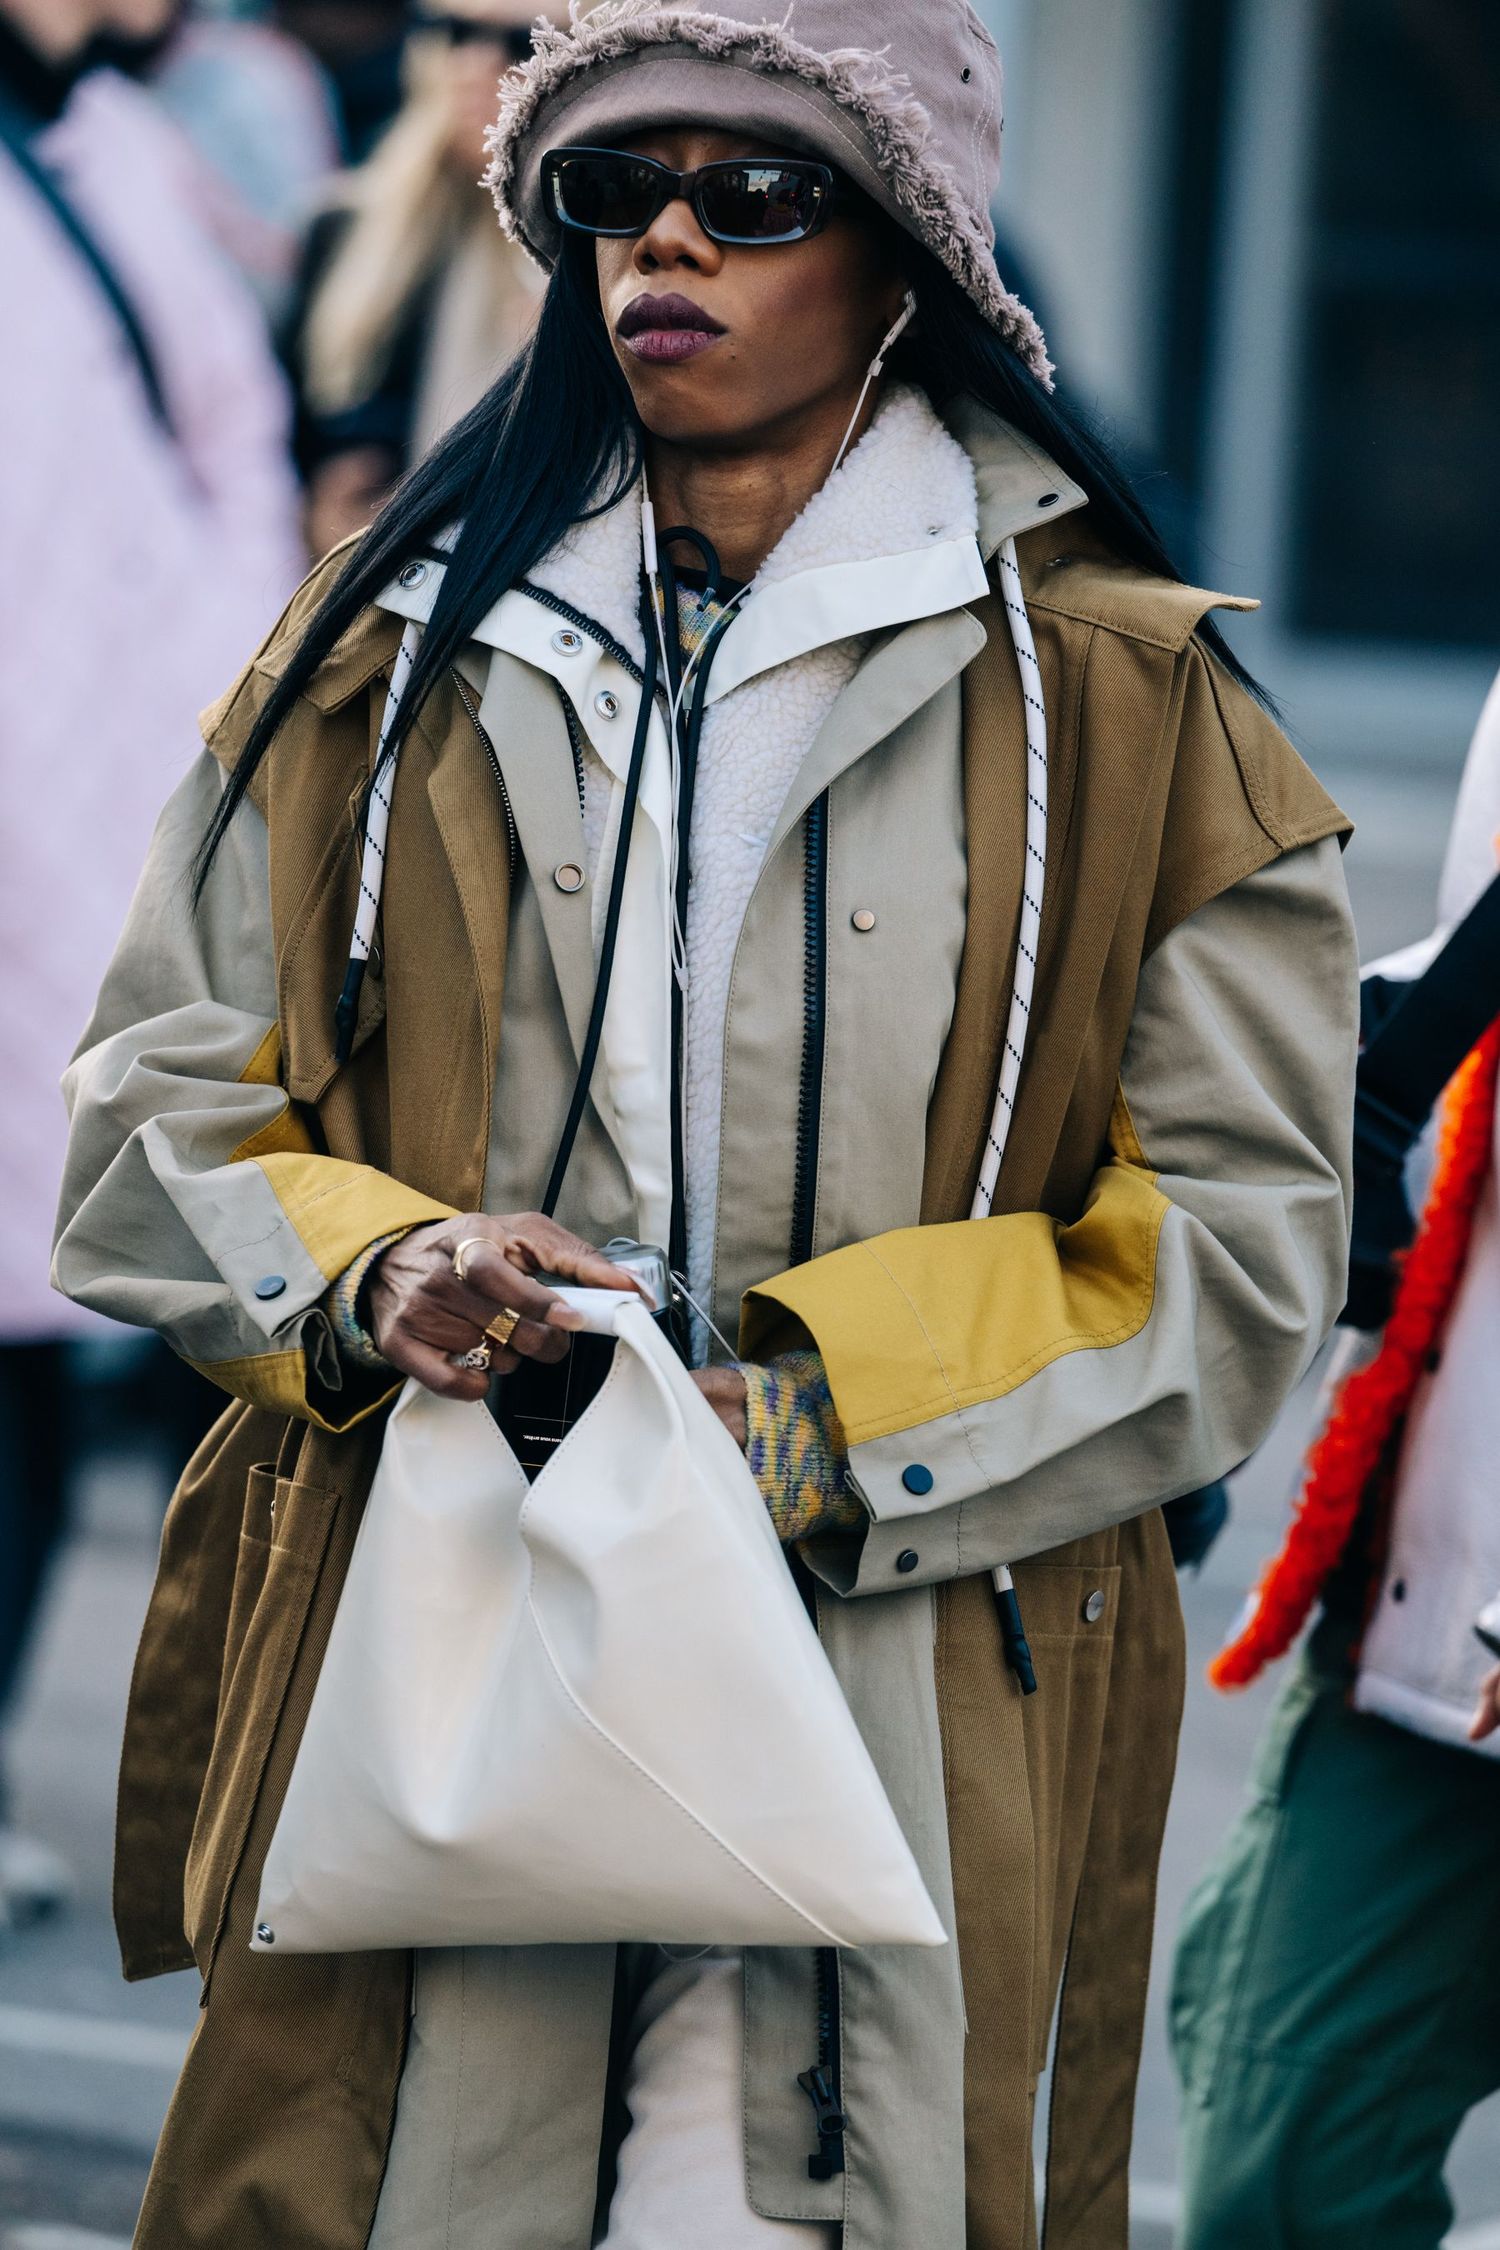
[1,0,1497,2242]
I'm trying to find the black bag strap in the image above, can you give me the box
[0,92,175,440]
[539,592,660,1219]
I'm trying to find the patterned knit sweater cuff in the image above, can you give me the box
[327,1229,411,1370]
[740,1349,864,1545]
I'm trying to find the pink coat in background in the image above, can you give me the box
[0,68,305,1340]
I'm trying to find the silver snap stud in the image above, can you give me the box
[594,690,620,720]
[851,909,876,933]
[554,862,586,894]
[551,628,583,656]
[398,560,428,589]
[256,1923,275,1944]
[1083,1589,1106,1624]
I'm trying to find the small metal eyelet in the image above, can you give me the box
[551,628,584,656]
[594,691,620,720]
[398,561,428,589]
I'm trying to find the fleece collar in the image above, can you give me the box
[373,395,1086,722]
[525,379,986,705]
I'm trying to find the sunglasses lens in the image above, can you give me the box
[551,155,662,236]
[699,164,821,241]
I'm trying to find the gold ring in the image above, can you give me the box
[484,1307,521,1349]
[451,1236,489,1287]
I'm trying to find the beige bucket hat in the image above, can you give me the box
[485,0,1053,385]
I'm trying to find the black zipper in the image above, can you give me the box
[789,791,830,1270]
[788,788,844,2181]
[516,578,647,687]
[452,670,520,876]
[798,1949,846,2181]
[552,683,588,818]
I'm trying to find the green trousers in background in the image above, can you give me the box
[1171,1649,1500,2249]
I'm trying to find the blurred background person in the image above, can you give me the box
[278,0,407,160]
[1173,674,1500,2249]
[100,0,343,321]
[283,0,552,556]
[0,0,302,1929]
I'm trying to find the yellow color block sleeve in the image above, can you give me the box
[741,839,1358,1598]
[743,1156,1169,1451]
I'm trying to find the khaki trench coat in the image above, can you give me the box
[55,406,1357,2249]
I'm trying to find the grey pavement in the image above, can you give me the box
[2,760,1497,2245]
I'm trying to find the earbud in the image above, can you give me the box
[828,289,920,481]
[872,288,918,374]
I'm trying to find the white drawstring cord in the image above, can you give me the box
[970,535,1046,1218]
[971,536,1048,1654]
[349,620,422,971]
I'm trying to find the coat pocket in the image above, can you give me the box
[216,1465,277,1714]
[1012,1556,1123,2077]
[185,1470,339,1985]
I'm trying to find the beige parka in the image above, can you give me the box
[54,403,1356,2250]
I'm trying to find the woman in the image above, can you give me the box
[55,3,1357,2244]
[0,0,300,1922]
[284,0,552,556]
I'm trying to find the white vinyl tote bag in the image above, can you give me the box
[253,1290,944,1956]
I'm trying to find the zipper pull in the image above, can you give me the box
[797,2065,847,2180]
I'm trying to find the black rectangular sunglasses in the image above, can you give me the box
[542,146,844,247]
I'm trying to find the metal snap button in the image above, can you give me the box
[1083,1589,1106,1624]
[902,1464,934,1496]
[553,862,586,894]
[594,691,620,720]
[397,560,428,589]
[851,909,877,933]
[896,1549,920,1574]
[254,1275,287,1302]
[1038,492,1060,508]
[256,1923,275,1944]
[551,628,584,656]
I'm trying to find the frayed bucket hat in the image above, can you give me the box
[485,0,1053,386]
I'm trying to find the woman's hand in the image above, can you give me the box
[692,1365,748,1448]
[367,1213,637,1401]
[1470,1663,1500,1743]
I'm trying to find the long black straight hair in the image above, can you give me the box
[195,223,1265,896]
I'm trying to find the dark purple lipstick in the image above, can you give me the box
[616,292,726,365]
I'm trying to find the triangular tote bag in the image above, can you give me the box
[253,1292,944,1954]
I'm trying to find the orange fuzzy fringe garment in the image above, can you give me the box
[1210,1019,1500,1691]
